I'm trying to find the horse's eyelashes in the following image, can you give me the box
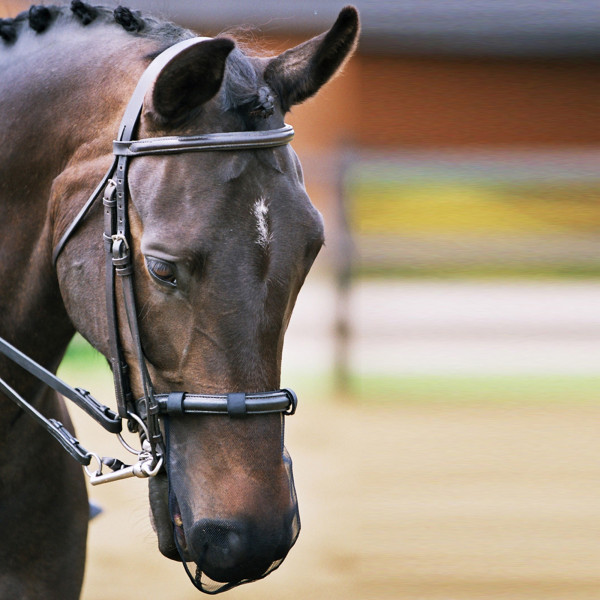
[146,257,177,287]
[151,261,172,278]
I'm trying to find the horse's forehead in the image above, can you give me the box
[129,148,300,244]
[137,145,292,202]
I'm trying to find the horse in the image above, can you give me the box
[0,2,359,598]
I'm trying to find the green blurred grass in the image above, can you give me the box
[283,371,600,405]
[57,336,112,397]
[61,334,108,367]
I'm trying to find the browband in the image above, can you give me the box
[113,124,294,157]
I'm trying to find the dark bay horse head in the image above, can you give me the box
[24,3,361,589]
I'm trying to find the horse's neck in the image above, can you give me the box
[0,25,157,399]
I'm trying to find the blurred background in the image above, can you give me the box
[3,1,600,598]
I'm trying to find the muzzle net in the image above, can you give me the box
[164,416,300,594]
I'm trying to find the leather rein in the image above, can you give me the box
[0,37,297,485]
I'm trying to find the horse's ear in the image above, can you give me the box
[147,38,235,123]
[264,6,360,113]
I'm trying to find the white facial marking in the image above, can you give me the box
[253,197,272,249]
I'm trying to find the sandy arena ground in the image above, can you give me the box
[70,397,600,600]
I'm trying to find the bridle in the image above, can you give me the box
[0,36,298,485]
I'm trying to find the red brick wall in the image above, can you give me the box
[356,55,600,148]
[288,52,600,150]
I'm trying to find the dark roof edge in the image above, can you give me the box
[99,1,600,58]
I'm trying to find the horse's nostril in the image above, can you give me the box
[224,529,244,556]
[184,514,298,583]
[188,520,248,571]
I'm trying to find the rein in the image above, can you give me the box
[0,36,298,486]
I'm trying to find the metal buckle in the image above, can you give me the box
[111,233,130,255]
[111,233,132,274]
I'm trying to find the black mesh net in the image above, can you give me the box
[164,416,300,594]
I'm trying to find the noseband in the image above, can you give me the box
[0,37,297,484]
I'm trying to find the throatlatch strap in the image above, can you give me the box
[52,156,118,265]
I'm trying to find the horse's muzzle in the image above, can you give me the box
[162,416,300,592]
[185,514,296,583]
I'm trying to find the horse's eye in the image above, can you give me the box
[146,257,177,287]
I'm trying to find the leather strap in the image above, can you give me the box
[52,156,118,265]
[115,36,212,144]
[0,374,93,465]
[103,179,132,418]
[51,37,211,266]
[148,389,298,417]
[113,125,294,157]
[0,336,121,433]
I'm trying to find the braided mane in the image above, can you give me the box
[0,2,276,119]
[0,2,190,45]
